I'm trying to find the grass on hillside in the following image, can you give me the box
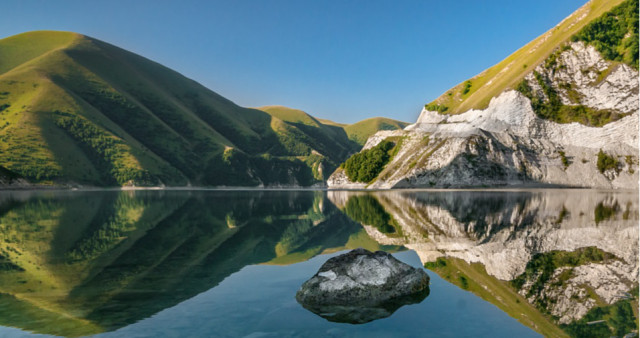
[343,118,409,145]
[0,31,78,75]
[425,0,625,115]
[2,31,410,187]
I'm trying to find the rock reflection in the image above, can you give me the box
[300,288,430,324]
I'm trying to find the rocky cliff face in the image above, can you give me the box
[327,43,639,189]
[0,166,30,189]
[327,190,638,325]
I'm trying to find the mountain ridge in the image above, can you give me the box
[0,31,407,188]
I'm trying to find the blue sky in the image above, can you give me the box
[2,0,587,123]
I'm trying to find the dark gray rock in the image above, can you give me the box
[295,248,430,323]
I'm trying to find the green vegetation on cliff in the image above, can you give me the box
[562,296,639,338]
[515,73,622,127]
[342,139,400,183]
[596,149,620,173]
[572,0,639,68]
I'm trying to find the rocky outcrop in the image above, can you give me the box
[295,248,429,323]
[0,166,31,189]
[327,41,639,189]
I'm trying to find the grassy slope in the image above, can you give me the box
[0,32,411,187]
[426,0,624,114]
[344,117,409,145]
[257,105,358,159]
[259,105,408,147]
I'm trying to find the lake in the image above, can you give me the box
[0,189,636,337]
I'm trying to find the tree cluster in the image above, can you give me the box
[343,140,395,183]
[572,0,639,68]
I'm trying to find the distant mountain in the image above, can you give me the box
[343,117,409,145]
[0,31,407,187]
[259,105,408,146]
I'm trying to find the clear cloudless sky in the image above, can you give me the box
[2,0,588,124]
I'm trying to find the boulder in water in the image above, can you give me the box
[295,248,430,323]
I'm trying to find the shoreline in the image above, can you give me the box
[0,184,637,193]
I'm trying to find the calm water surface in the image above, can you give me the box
[0,189,636,337]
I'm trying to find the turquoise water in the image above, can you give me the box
[0,189,635,337]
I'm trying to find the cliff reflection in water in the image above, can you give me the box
[330,189,639,337]
[0,190,398,337]
[0,189,636,337]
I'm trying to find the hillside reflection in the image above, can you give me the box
[0,189,636,337]
[0,190,398,336]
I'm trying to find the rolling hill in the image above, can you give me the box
[0,31,407,187]
[259,105,408,146]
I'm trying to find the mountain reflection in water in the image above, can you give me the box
[0,189,636,337]
[330,189,638,337]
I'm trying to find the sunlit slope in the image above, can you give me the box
[425,0,625,114]
[343,117,409,145]
[259,106,408,147]
[0,31,78,75]
[0,31,392,187]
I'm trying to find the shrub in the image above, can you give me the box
[424,257,447,269]
[461,80,472,95]
[424,103,449,113]
[597,149,619,173]
[558,150,570,169]
[594,201,618,224]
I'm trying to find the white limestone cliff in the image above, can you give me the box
[327,42,639,189]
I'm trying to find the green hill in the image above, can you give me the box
[258,105,408,146]
[0,31,405,187]
[424,0,630,115]
[343,117,409,145]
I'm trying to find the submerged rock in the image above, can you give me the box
[295,248,429,323]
